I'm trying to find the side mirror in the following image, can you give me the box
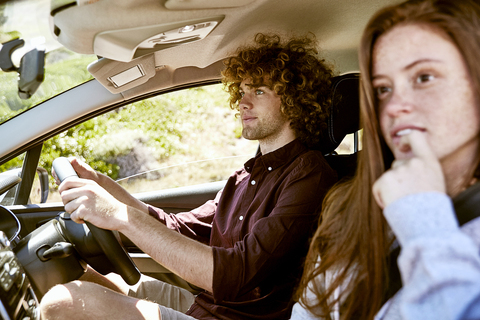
[0,38,45,99]
[34,167,50,204]
[18,49,45,99]
[0,167,50,205]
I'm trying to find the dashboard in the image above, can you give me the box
[0,232,39,320]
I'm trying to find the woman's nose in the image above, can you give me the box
[381,89,413,118]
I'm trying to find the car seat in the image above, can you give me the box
[321,72,361,180]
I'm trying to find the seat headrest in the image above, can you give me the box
[320,73,360,154]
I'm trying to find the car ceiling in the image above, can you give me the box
[51,0,403,97]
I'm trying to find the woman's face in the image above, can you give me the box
[372,24,480,171]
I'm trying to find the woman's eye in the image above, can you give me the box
[375,86,391,99]
[239,91,245,97]
[255,89,264,95]
[416,74,434,84]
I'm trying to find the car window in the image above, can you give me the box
[0,153,24,205]
[336,131,362,155]
[0,152,50,205]
[0,82,360,205]
[40,83,259,203]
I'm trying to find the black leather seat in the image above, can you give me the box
[321,73,361,180]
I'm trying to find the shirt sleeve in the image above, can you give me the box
[211,160,336,302]
[378,192,480,320]
[147,190,222,244]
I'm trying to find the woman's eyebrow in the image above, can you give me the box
[372,58,443,80]
[404,58,442,71]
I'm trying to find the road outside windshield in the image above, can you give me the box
[0,0,97,124]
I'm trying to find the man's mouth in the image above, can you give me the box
[242,116,256,124]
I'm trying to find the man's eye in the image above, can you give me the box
[255,89,264,95]
[416,74,434,84]
[239,91,245,97]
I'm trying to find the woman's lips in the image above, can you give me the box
[390,127,426,149]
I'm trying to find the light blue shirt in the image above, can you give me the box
[291,192,480,320]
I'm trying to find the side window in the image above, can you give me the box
[335,130,362,155]
[0,153,24,205]
[40,84,258,203]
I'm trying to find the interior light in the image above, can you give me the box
[179,25,195,33]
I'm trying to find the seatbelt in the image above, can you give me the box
[384,182,480,303]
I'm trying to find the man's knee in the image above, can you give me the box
[40,281,82,319]
[40,280,108,319]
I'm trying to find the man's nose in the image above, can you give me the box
[239,95,253,110]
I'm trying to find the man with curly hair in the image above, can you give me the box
[223,33,334,151]
[40,33,337,320]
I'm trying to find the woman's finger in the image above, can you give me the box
[399,129,437,162]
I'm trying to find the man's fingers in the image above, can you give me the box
[69,208,85,223]
[70,158,98,181]
[58,177,93,193]
[70,158,86,175]
[52,170,61,185]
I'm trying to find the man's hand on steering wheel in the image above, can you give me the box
[58,177,129,231]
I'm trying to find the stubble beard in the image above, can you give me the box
[242,115,289,141]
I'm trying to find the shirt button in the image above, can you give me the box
[251,180,256,185]
[268,167,272,171]
[239,216,244,221]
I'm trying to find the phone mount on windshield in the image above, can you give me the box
[0,38,45,99]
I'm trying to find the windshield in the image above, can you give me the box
[0,0,97,124]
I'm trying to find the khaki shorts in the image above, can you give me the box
[126,274,197,319]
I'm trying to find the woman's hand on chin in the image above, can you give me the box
[373,129,446,209]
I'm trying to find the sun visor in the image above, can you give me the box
[165,0,255,9]
[93,16,224,62]
[87,54,157,94]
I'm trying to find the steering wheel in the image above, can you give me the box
[53,157,140,285]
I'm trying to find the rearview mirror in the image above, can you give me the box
[0,38,45,99]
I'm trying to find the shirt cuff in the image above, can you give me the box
[383,192,458,247]
[147,205,167,224]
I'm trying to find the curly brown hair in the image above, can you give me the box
[221,33,334,149]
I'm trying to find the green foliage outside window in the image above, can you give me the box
[0,45,244,191]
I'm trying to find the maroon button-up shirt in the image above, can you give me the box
[148,139,337,319]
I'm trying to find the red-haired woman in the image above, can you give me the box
[292,1,480,319]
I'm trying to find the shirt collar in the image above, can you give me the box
[244,139,308,173]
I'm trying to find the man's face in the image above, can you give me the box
[238,80,292,145]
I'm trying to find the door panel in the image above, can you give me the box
[10,180,224,239]
[8,179,223,286]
